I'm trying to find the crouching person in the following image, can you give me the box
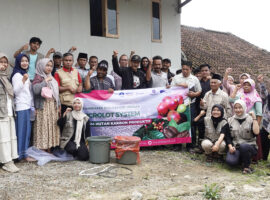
[0,53,19,172]
[202,104,228,162]
[226,100,259,174]
[58,98,90,161]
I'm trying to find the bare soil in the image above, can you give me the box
[1,149,270,200]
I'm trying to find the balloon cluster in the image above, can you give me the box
[157,95,186,123]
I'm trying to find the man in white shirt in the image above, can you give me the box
[171,60,202,151]
[146,56,169,88]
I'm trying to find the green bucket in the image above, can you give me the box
[87,136,111,164]
[117,151,137,165]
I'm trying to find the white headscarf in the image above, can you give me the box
[0,53,13,97]
[71,98,89,148]
[35,58,60,106]
[233,99,248,119]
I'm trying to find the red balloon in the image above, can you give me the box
[167,110,181,123]
[157,102,169,116]
[162,96,172,105]
[167,98,179,111]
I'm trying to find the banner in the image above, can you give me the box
[76,87,191,146]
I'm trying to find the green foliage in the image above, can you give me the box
[203,183,221,200]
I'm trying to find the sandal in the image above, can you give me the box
[242,168,253,174]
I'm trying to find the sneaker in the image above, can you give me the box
[2,161,19,173]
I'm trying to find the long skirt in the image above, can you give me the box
[33,99,60,149]
[16,109,31,160]
[0,116,18,163]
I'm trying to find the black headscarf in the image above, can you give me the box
[140,57,149,73]
[211,104,224,129]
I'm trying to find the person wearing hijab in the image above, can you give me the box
[32,58,61,152]
[226,100,260,174]
[257,74,270,161]
[0,53,19,172]
[58,98,90,161]
[230,78,263,160]
[11,53,33,161]
[201,104,229,162]
[139,57,150,74]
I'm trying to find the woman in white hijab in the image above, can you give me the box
[58,98,90,161]
[225,99,260,174]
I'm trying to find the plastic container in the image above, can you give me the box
[114,136,141,165]
[87,136,111,164]
[117,151,138,165]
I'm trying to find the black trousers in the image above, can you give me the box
[226,143,257,168]
[187,103,197,148]
[65,141,89,161]
[261,128,270,160]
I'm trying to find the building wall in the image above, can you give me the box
[0,0,181,72]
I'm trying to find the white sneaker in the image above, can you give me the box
[2,161,20,173]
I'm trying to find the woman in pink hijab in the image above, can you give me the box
[230,78,263,160]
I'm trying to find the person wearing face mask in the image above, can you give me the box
[0,53,19,172]
[226,100,260,174]
[58,98,90,161]
[32,58,61,153]
[201,104,229,162]
[11,54,33,161]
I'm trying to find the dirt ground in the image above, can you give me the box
[1,149,270,200]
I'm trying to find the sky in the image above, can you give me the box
[181,0,270,51]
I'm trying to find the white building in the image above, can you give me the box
[0,0,184,72]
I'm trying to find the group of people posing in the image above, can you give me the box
[0,36,269,174]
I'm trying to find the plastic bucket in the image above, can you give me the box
[87,136,111,164]
[117,151,137,165]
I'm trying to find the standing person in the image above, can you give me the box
[162,58,175,84]
[54,53,83,115]
[113,51,150,89]
[51,52,63,76]
[58,98,90,161]
[84,60,114,92]
[193,67,201,81]
[13,37,44,81]
[146,56,169,88]
[112,51,129,69]
[75,53,89,86]
[200,74,231,118]
[223,68,235,96]
[171,61,202,151]
[201,105,228,162]
[32,58,61,152]
[11,54,33,161]
[139,57,150,74]
[257,74,270,161]
[0,53,19,172]
[226,100,260,174]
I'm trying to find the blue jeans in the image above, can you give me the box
[15,109,31,160]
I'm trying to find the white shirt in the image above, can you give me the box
[12,73,32,111]
[151,71,168,88]
[171,73,202,103]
